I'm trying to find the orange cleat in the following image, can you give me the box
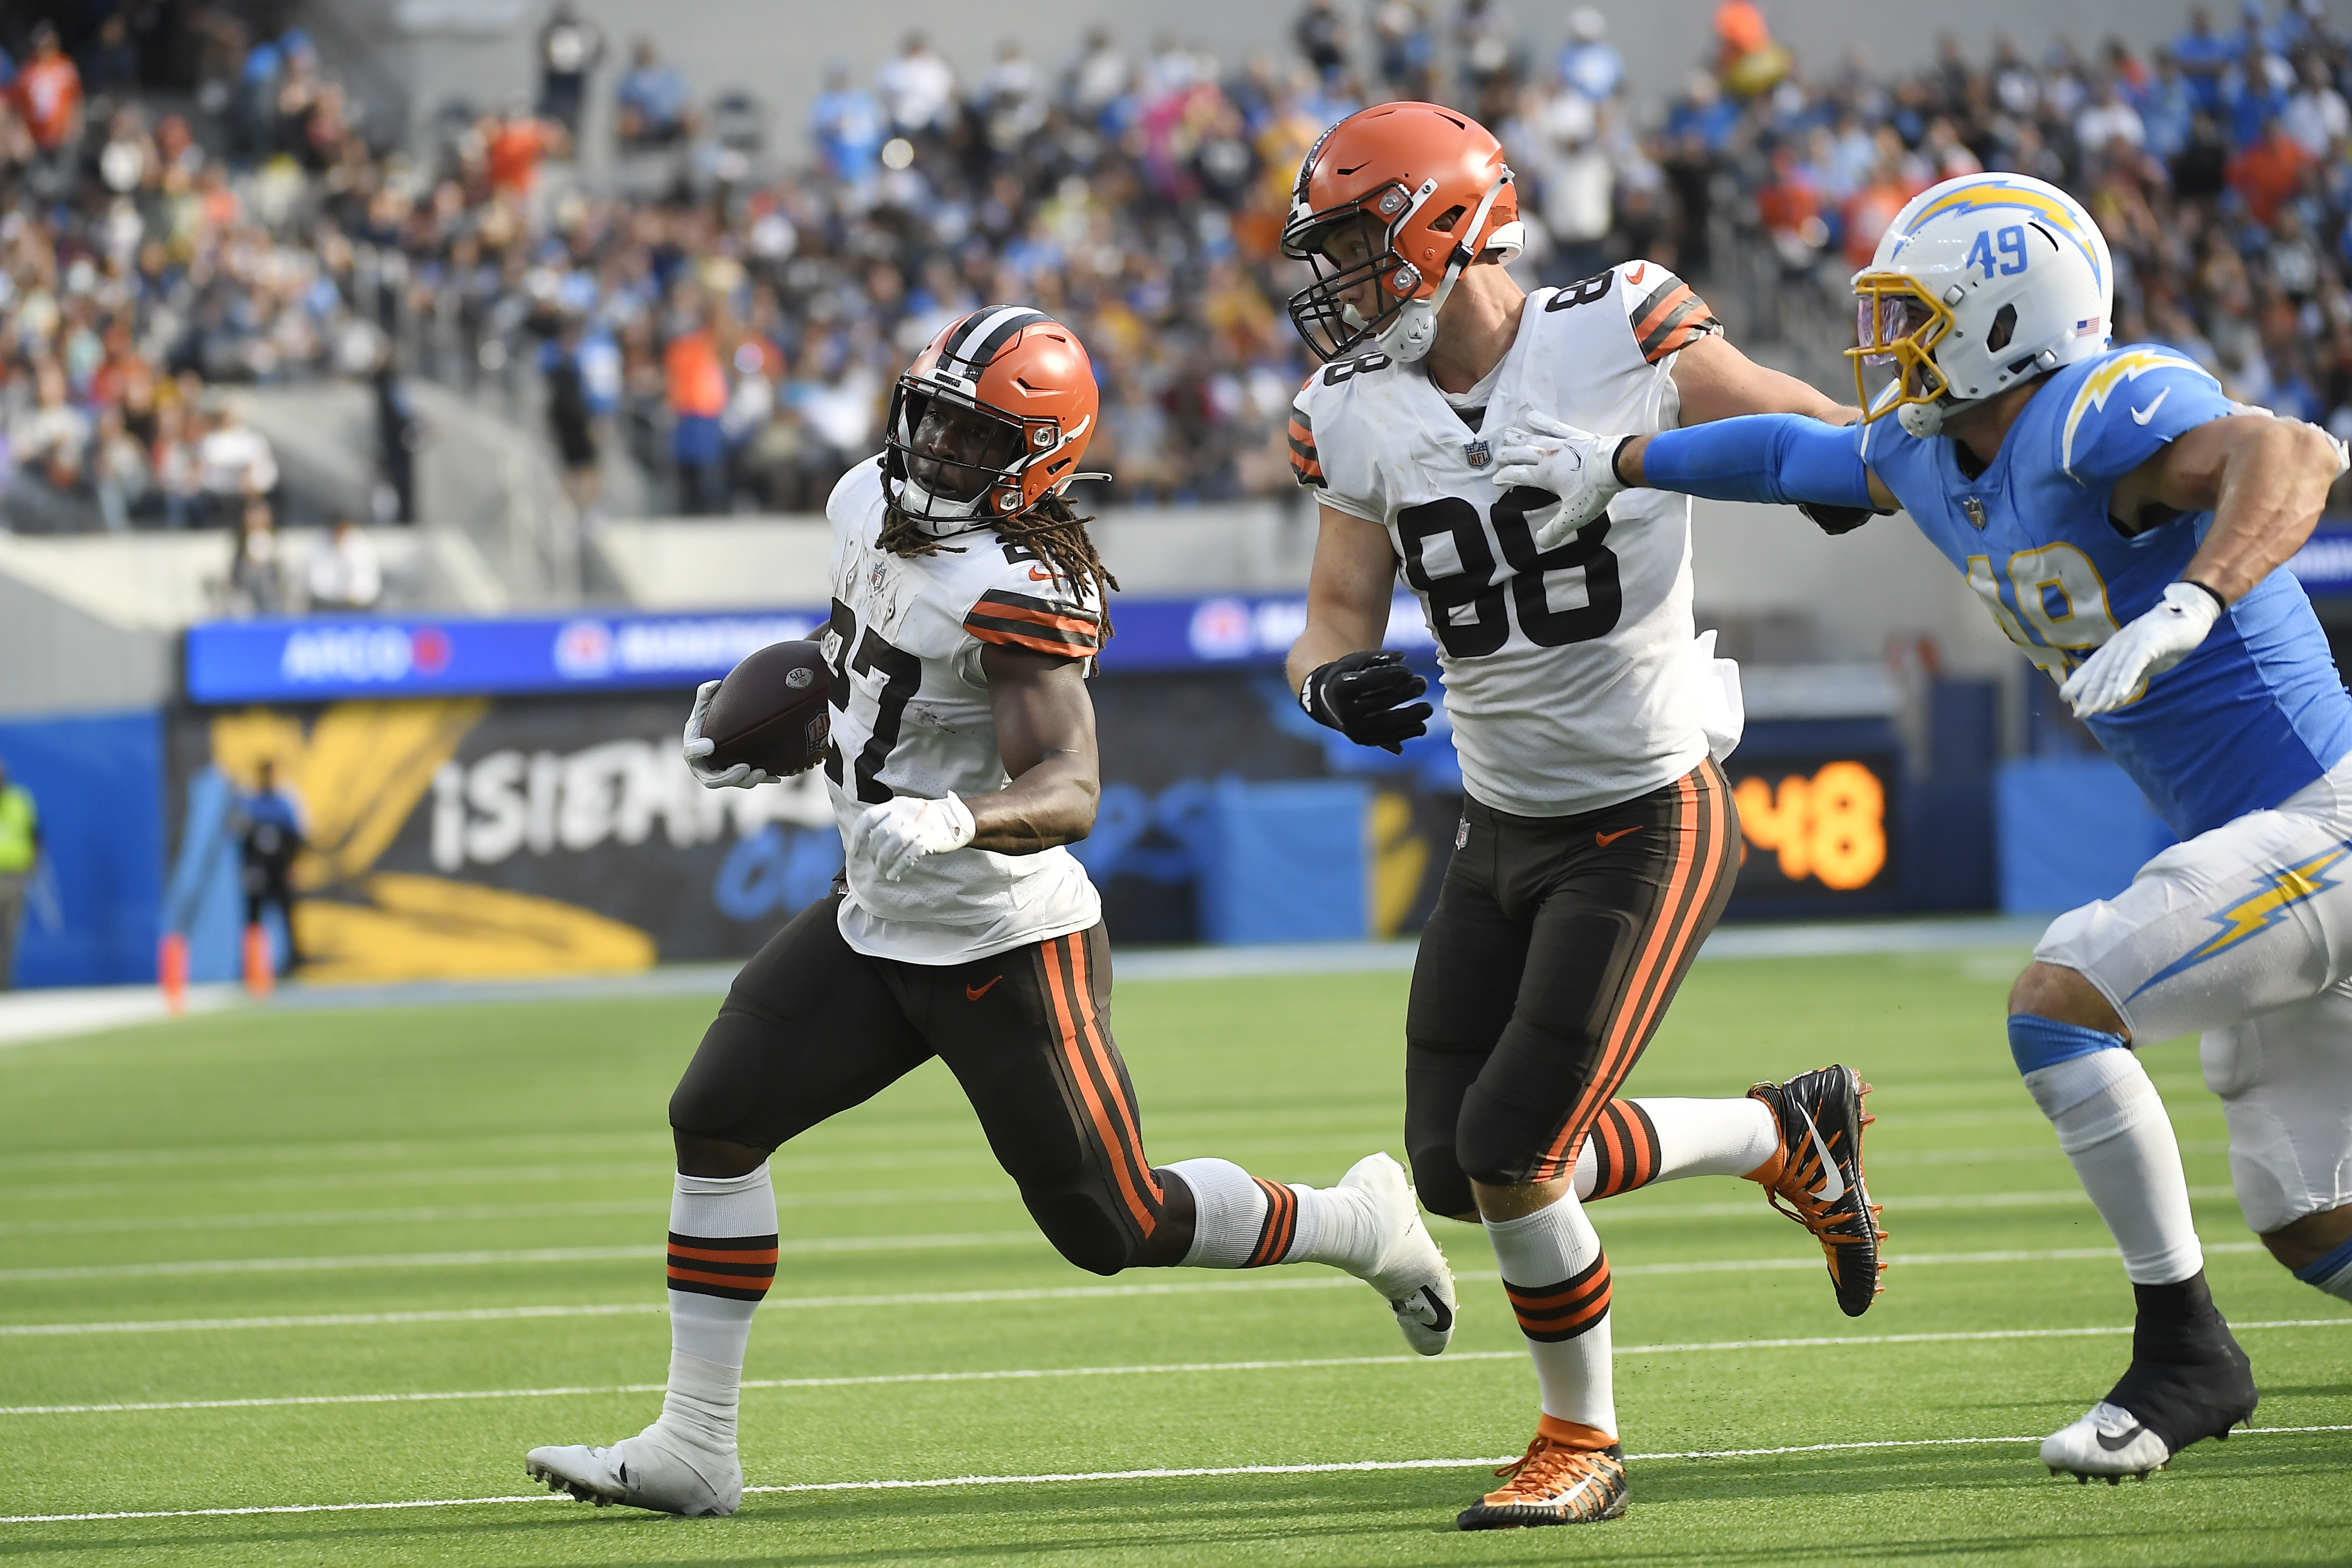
[1456,1416,1628,1529]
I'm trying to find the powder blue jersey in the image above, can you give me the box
[1856,346,2352,839]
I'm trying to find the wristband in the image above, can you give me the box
[2179,579,2227,614]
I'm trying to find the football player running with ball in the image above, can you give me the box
[1516,171,2352,1482]
[525,308,1456,1516]
[1281,102,1888,1530]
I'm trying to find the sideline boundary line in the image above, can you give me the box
[7,1321,2347,1418]
[7,1427,2349,1525]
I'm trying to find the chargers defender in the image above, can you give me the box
[1515,172,2352,1481]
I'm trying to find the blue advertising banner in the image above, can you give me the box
[182,595,1436,703]
[2287,527,2352,596]
[0,710,163,987]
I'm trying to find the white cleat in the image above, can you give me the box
[1342,1151,1457,1356]
[525,1429,742,1516]
[2040,1401,2172,1483]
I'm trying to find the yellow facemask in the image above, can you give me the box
[1847,273,1954,424]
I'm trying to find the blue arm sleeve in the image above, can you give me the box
[1638,414,1879,510]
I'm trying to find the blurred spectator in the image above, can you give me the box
[487,106,568,200]
[304,515,382,612]
[15,24,82,204]
[2077,75,2147,157]
[235,759,304,974]
[1372,2,1438,101]
[1065,28,1129,124]
[1715,0,1790,99]
[90,405,149,531]
[375,357,425,526]
[2173,5,2237,115]
[2229,113,2310,225]
[0,756,36,992]
[536,3,607,137]
[876,33,957,138]
[199,406,278,517]
[228,496,285,615]
[1556,8,1622,103]
[811,63,885,189]
[544,315,605,514]
[665,306,729,513]
[1294,1,1351,76]
[615,39,691,148]
[2283,52,2349,154]
[1454,0,1521,119]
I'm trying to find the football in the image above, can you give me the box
[701,640,832,777]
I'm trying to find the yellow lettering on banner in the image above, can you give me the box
[1731,762,1888,891]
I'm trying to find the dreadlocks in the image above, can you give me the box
[876,492,1120,640]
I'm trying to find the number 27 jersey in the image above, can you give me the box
[821,458,1105,964]
[1291,263,1723,818]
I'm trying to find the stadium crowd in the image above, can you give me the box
[1,0,2351,542]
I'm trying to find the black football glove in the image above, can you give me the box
[1799,501,1879,536]
[1299,650,1432,754]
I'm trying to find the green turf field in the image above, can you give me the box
[3,945,2347,1566]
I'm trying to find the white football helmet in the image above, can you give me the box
[1849,173,2114,437]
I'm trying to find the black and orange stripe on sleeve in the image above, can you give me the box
[1628,275,1722,364]
[1245,1178,1301,1267]
[1288,405,1325,490]
[1581,1099,1663,1202]
[1503,1252,1613,1342]
[965,589,1104,658]
[666,1233,778,1302]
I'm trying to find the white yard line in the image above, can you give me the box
[7,1320,2346,1418]
[8,1425,2350,1526]
[0,1243,2280,1333]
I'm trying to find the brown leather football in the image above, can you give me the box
[702,641,832,777]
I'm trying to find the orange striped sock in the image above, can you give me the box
[1485,1195,1616,1434]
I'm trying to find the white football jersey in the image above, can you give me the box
[1292,262,1726,818]
[822,458,1103,964]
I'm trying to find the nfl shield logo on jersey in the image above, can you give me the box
[1464,439,1491,469]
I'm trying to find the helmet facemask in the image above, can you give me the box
[881,378,1055,537]
[1849,274,1958,430]
[1282,182,1436,363]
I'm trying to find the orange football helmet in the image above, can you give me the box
[882,307,1101,534]
[1281,102,1524,363]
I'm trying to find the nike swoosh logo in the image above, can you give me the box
[2096,1423,2149,1451]
[1624,263,1647,285]
[2130,389,2169,425]
[1028,566,1054,581]
[965,976,1002,1001]
[1596,826,1641,846]
[1796,1104,1845,1203]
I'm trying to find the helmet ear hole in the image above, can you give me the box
[1986,303,2018,354]
[1428,204,1466,233]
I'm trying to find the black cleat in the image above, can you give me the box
[1750,1065,1886,1317]
[2041,1273,2257,1480]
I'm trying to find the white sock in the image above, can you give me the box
[649,1164,777,1455]
[1568,1096,1778,1200]
[1160,1156,1392,1271]
[1485,1194,1615,1436]
[2024,1052,2203,1285]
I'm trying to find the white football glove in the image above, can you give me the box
[1490,411,1628,551]
[851,793,977,882]
[682,679,781,790]
[2058,581,2222,719]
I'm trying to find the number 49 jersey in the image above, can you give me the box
[821,458,1104,964]
[1292,263,1726,817]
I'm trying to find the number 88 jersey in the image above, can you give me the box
[1292,262,1725,817]
[820,458,1104,964]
